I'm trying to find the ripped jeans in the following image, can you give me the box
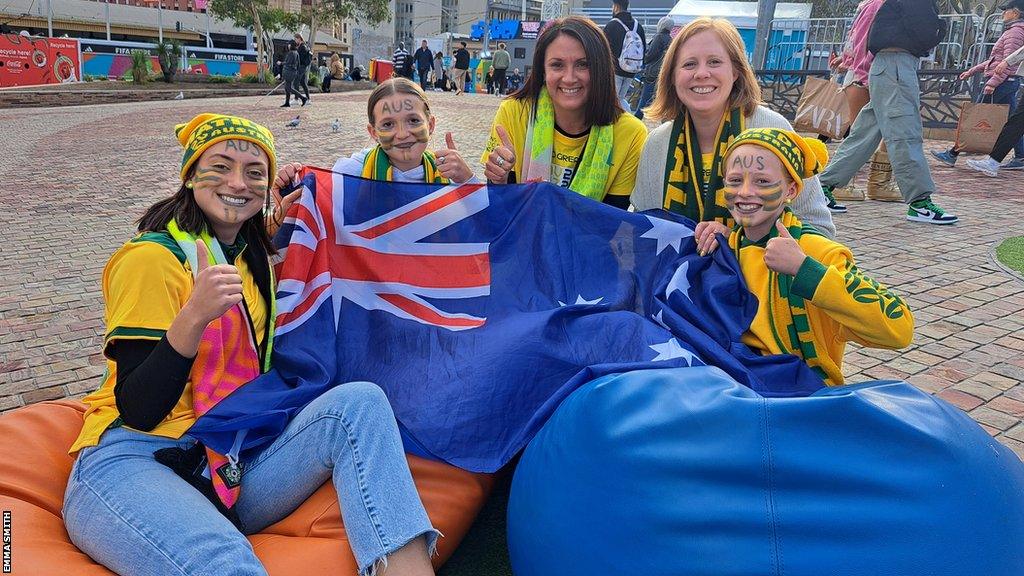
[63,382,437,576]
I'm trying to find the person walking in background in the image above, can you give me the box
[967,35,1024,176]
[414,40,434,91]
[433,51,445,91]
[816,0,957,224]
[635,16,674,119]
[603,0,647,111]
[393,42,410,79]
[293,33,312,103]
[826,0,888,206]
[934,0,1024,169]
[280,42,306,107]
[453,42,471,94]
[492,42,511,95]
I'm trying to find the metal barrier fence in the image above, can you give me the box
[759,13,1007,129]
[756,69,975,129]
[765,13,999,71]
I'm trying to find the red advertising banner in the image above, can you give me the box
[0,34,81,88]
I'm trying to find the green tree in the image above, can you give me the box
[155,40,183,83]
[208,0,390,79]
[208,0,300,78]
[303,0,391,56]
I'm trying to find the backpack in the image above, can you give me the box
[615,18,644,74]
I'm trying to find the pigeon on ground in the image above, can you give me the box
[285,115,301,128]
[174,91,184,100]
[331,118,340,133]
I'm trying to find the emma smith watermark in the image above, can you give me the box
[2,510,10,573]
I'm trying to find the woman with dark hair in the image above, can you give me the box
[63,113,438,576]
[480,15,647,208]
[280,41,306,107]
[631,17,834,254]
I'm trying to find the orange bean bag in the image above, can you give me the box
[0,399,494,575]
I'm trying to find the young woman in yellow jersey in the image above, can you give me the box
[721,127,913,385]
[64,113,437,576]
[481,16,648,208]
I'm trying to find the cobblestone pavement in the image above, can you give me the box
[1,90,1023,459]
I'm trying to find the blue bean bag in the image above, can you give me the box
[508,366,1024,576]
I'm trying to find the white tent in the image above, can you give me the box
[667,0,812,28]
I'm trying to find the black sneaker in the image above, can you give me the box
[907,198,958,225]
[823,185,847,213]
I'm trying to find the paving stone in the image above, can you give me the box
[970,406,1021,431]
[937,389,984,411]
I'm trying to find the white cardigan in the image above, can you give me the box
[630,105,836,239]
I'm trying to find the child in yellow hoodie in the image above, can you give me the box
[721,128,914,385]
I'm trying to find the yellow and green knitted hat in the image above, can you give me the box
[724,128,829,195]
[175,113,277,182]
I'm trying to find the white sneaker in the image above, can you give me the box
[966,157,1000,177]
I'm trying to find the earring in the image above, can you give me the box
[785,198,792,205]
[185,181,193,189]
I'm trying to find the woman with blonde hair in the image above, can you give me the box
[631,17,834,253]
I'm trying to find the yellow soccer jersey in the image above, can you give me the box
[70,234,267,453]
[481,97,648,199]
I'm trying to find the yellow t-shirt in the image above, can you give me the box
[70,234,267,453]
[481,97,648,199]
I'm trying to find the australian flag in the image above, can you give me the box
[189,168,823,472]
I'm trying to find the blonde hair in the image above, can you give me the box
[366,77,431,124]
[644,17,762,123]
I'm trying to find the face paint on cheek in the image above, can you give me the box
[410,124,430,143]
[723,190,738,209]
[193,168,223,185]
[376,129,397,150]
[758,184,784,211]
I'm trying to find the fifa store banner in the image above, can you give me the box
[0,34,81,88]
[80,39,258,79]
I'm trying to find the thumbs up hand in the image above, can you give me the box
[484,125,517,184]
[434,131,473,183]
[185,240,244,325]
[764,220,808,276]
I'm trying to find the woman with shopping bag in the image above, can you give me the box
[932,0,1024,167]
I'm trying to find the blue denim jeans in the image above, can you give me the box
[614,74,634,111]
[63,382,436,576]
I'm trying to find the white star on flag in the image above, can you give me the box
[649,338,698,365]
[558,295,605,307]
[665,260,692,302]
[652,309,669,329]
[640,215,694,255]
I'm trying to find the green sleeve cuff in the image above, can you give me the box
[791,257,827,300]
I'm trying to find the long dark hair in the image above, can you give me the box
[136,165,276,257]
[511,15,622,126]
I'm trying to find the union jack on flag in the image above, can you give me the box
[274,169,491,334]
[191,169,823,472]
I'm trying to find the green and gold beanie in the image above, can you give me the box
[175,113,277,181]
[724,128,829,195]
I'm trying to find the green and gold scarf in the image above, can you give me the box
[662,107,744,224]
[522,87,614,200]
[729,209,829,381]
[361,145,450,184]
